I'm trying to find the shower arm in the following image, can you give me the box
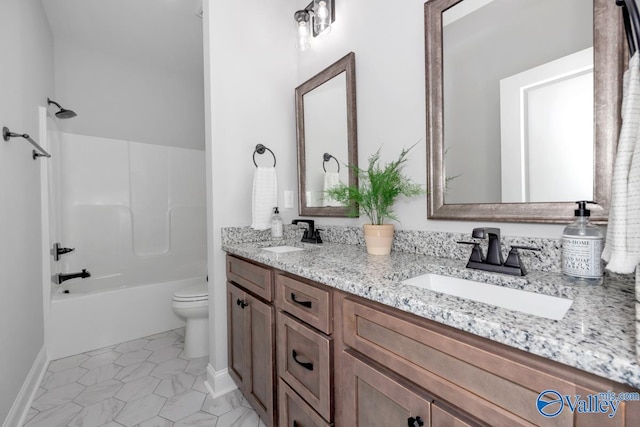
[2,126,51,159]
[47,99,63,109]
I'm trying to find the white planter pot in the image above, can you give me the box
[363,224,395,255]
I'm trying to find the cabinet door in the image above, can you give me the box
[227,282,276,427]
[227,282,249,387]
[341,350,431,427]
[245,292,275,426]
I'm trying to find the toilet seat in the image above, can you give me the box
[173,282,208,302]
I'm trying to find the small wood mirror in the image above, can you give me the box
[296,52,358,217]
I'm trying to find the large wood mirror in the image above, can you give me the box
[296,52,358,217]
[426,0,624,223]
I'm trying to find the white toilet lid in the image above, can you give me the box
[173,282,208,301]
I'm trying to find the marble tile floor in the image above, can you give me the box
[24,328,265,427]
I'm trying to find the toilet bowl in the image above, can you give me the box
[172,282,209,359]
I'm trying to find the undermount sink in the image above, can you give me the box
[261,245,305,254]
[401,273,573,320]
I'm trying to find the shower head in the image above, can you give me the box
[47,98,77,119]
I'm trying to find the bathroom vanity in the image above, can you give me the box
[224,238,640,427]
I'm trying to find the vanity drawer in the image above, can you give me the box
[275,273,332,334]
[278,379,331,427]
[277,311,333,421]
[341,296,575,427]
[227,255,273,301]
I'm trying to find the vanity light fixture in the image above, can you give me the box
[294,0,335,51]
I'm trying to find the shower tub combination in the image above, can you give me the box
[48,268,206,359]
[45,131,207,359]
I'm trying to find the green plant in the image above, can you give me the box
[325,143,424,225]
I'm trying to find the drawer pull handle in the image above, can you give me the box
[292,349,314,371]
[408,416,424,427]
[236,298,248,309]
[291,293,312,308]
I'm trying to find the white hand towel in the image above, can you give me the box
[322,172,342,207]
[251,166,278,230]
[602,52,640,274]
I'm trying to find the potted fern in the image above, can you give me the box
[325,144,424,255]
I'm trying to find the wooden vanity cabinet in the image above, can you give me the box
[225,254,640,427]
[335,290,640,427]
[226,256,276,426]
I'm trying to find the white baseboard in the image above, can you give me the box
[204,363,238,398]
[3,346,49,427]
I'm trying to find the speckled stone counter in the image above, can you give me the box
[222,228,640,389]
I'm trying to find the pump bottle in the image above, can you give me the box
[271,207,283,239]
[561,201,604,285]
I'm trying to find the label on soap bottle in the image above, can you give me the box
[561,235,603,278]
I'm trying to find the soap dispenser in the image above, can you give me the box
[271,207,283,239]
[561,201,603,285]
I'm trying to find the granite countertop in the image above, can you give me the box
[222,239,640,389]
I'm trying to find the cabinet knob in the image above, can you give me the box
[408,416,424,427]
[236,298,248,309]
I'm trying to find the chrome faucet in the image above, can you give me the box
[56,269,91,284]
[458,227,539,276]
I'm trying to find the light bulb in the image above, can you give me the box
[314,0,331,35]
[317,1,329,20]
[297,21,311,51]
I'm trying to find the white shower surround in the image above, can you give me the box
[46,132,207,359]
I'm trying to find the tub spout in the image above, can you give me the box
[56,269,91,285]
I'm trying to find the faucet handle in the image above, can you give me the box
[510,245,540,251]
[457,241,485,263]
[504,246,540,274]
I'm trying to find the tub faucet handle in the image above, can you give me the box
[52,242,75,261]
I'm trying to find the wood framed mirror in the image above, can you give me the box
[426,0,625,223]
[296,52,358,217]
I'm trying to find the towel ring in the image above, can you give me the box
[322,153,340,173]
[253,144,276,167]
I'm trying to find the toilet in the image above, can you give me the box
[172,281,209,359]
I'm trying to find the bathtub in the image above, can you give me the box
[47,268,207,359]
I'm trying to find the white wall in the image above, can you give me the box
[295,0,567,239]
[204,0,298,377]
[53,38,205,150]
[0,0,53,420]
